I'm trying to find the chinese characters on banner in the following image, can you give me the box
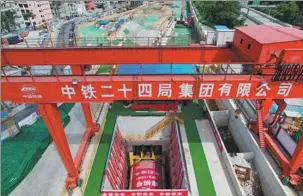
[100,190,188,196]
[60,82,294,101]
[106,126,127,190]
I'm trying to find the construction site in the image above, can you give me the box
[1,1,303,196]
[77,1,190,47]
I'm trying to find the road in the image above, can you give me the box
[52,19,80,74]
[56,22,72,47]
[241,15,258,26]
[241,7,281,26]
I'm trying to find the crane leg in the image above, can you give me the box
[262,99,273,119]
[38,103,79,188]
[81,103,98,131]
[73,103,99,171]
[271,99,287,124]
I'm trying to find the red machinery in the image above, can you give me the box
[131,101,179,111]
[130,160,164,190]
[1,25,303,189]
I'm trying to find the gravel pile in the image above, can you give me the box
[240,161,264,196]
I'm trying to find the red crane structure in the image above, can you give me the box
[1,25,303,189]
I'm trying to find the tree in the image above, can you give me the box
[193,1,245,28]
[22,11,34,20]
[1,10,18,33]
[272,2,303,26]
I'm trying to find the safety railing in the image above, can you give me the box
[1,35,193,48]
[1,64,275,81]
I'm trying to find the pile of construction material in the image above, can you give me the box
[230,153,264,196]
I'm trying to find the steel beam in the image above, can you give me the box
[2,75,303,103]
[1,47,253,65]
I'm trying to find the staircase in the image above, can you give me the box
[256,102,266,148]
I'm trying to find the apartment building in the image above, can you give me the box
[85,1,96,11]
[51,2,86,19]
[1,1,26,33]
[18,1,53,27]
[94,1,111,9]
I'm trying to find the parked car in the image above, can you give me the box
[6,35,23,44]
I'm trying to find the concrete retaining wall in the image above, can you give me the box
[211,110,229,127]
[234,99,257,120]
[240,10,263,25]
[205,101,245,196]
[249,8,292,27]
[188,2,203,43]
[220,99,293,196]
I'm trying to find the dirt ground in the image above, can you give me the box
[78,2,173,32]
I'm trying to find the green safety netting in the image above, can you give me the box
[96,65,111,74]
[1,103,75,196]
[182,103,216,195]
[123,28,129,35]
[292,130,303,143]
[168,26,192,46]
[59,103,76,114]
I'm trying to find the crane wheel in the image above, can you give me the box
[282,176,290,185]
[77,178,83,187]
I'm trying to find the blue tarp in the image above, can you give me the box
[214,25,229,30]
[119,19,126,24]
[97,20,110,25]
[270,103,303,117]
[117,64,196,74]
[1,112,8,118]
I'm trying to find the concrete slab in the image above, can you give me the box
[195,119,236,196]
[9,103,103,196]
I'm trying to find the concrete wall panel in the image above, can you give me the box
[220,99,293,196]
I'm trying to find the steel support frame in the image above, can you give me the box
[249,99,303,186]
[38,102,98,188]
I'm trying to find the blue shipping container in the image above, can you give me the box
[117,64,196,75]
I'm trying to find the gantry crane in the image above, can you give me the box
[1,25,303,189]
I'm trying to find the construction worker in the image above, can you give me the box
[202,103,207,117]
[235,109,241,119]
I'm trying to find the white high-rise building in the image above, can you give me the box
[1,1,26,33]
[18,1,53,27]
[50,2,87,19]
